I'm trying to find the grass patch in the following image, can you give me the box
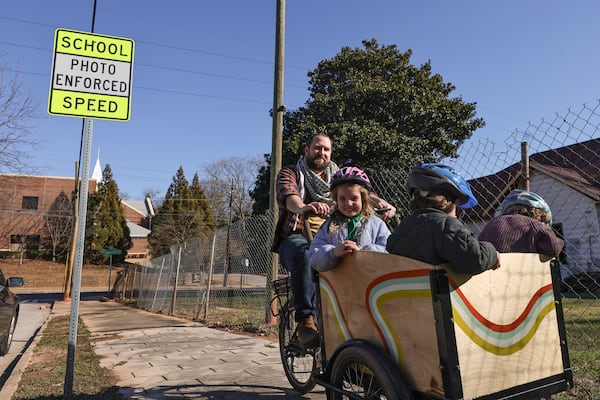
[12,315,124,400]
[553,298,600,399]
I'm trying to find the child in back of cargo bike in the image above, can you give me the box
[387,163,500,274]
[309,166,391,272]
[479,189,564,262]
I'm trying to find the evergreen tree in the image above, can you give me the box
[190,172,216,234]
[249,154,271,215]
[148,167,215,257]
[85,164,132,264]
[251,39,484,213]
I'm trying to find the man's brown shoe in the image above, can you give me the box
[297,315,319,347]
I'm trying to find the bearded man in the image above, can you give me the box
[271,132,395,346]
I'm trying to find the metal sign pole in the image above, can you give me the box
[108,254,113,294]
[64,117,93,397]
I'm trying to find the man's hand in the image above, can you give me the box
[370,195,396,220]
[286,194,330,217]
[302,202,330,217]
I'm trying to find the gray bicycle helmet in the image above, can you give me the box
[499,189,553,225]
[406,163,478,209]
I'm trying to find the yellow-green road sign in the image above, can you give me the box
[48,28,134,121]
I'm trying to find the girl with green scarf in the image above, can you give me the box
[309,167,391,272]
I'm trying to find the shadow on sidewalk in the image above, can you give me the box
[119,383,325,399]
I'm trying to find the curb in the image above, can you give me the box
[0,301,57,399]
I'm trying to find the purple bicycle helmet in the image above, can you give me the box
[406,163,478,209]
[330,166,372,192]
[499,189,553,225]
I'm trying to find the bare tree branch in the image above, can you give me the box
[202,155,264,224]
[0,58,40,173]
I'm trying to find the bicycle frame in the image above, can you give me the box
[271,276,320,393]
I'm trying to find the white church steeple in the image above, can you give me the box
[91,148,103,183]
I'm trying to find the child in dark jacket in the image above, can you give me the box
[386,163,500,274]
[309,167,390,272]
[478,189,564,262]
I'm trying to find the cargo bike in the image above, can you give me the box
[272,251,573,399]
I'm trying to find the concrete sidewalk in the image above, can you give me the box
[54,300,326,399]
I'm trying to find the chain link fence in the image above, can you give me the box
[118,100,600,398]
[369,102,600,399]
[115,212,276,329]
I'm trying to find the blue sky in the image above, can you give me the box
[1,1,599,200]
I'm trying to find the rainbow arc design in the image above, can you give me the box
[450,281,555,355]
[320,269,556,366]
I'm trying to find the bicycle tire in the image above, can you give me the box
[327,341,412,400]
[278,301,317,393]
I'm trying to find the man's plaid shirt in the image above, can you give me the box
[271,165,316,252]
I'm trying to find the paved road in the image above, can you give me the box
[56,300,327,399]
[0,301,51,396]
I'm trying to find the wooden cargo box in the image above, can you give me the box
[318,251,572,399]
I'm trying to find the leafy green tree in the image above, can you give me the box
[251,39,484,213]
[85,164,132,264]
[148,167,215,257]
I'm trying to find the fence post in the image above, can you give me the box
[151,258,165,311]
[138,266,146,307]
[170,246,182,316]
[130,265,137,301]
[224,179,234,287]
[122,267,129,302]
[521,141,530,191]
[204,233,217,320]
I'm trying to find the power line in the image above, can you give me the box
[0,15,308,71]
[2,66,297,107]
[134,86,270,105]
[0,38,307,88]
[1,40,306,105]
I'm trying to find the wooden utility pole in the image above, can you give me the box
[267,0,285,324]
[63,161,80,301]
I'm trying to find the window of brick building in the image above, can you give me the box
[22,196,39,210]
[10,235,40,250]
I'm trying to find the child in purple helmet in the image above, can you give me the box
[479,189,564,262]
[387,163,500,274]
[309,166,391,272]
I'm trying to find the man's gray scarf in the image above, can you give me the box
[296,157,339,206]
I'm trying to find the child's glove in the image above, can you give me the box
[491,252,501,270]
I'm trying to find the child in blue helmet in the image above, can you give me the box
[478,189,564,262]
[386,163,500,274]
[309,166,391,272]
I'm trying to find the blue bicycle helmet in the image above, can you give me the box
[406,163,478,209]
[499,189,553,225]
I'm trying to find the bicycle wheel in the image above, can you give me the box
[278,301,317,393]
[327,341,412,400]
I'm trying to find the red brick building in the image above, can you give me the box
[121,200,151,258]
[0,173,150,259]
